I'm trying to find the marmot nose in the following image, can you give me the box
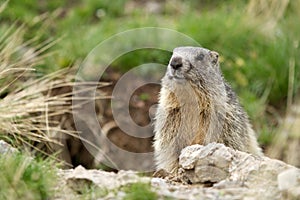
[170,57,182,70]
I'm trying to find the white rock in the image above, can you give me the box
[278,168,300,190]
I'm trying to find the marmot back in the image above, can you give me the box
[153,47,262,173]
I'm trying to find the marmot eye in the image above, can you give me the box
[196,53,205,61]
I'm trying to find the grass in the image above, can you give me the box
[0,18,108,156]
[0,22,108,198]
[73,184,108,199]
[123,182,157,200]
[0,152,57,200]
[0,23,70,152]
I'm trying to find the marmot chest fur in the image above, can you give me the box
[153,46,262,173]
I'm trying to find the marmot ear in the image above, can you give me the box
[209,51,219,65]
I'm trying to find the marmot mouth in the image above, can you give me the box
[167,74,185,80]
[167,73,186,82]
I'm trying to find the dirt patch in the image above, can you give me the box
[49,68,161,169]
[100,68,160,149]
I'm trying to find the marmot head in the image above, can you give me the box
[164,47,221,88]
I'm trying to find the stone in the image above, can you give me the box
[62,165,150,191]
[0,140,17,154]
[278,168,300,190]
[278,168,300,199]
[55,143,300,200]
[178,143,299,199]
[179,143,233,183]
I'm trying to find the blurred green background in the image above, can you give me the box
[1,0,299,151]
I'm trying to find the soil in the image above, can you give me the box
[100,68,160,153]
[49,67,161,169]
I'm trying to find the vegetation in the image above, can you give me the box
[123,182,157,200]
[0,153,57,200]
[0,22,82,156]
[75,184,108,200]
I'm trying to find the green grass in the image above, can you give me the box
[0,153,58,200]
[75,184,108,199]
[123,182,157,200]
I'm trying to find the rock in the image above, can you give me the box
[0,140,18,154]
[278,168,300,190]
[179,143,233,183]
[55,143,300,200]
[62,165,150,190]
[278,168,300,199]
[178,143,300,199]
[55,165,151,199]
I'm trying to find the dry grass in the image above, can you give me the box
[246,0,290,36]
[0,25,55,145]
[266,98,300,167]
[0,25,109,158]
